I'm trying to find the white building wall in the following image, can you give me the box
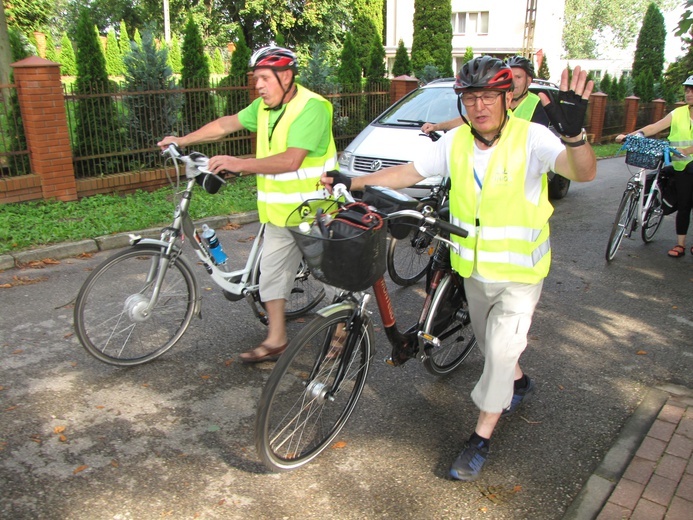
[386,0,565,82]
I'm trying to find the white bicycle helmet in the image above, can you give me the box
[683,75,693,86]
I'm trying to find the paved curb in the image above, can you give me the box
[561,384,692,520]
[0,211,259,272]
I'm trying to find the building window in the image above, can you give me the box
[452,12,489,35]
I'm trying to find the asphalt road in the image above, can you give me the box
[1,157,692,519]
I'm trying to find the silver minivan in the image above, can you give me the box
[337,78,571,200]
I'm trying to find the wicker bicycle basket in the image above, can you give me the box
[287,199,387,292]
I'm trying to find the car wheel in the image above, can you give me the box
[548,173,570,200]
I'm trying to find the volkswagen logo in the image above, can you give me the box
[369,160,382,172]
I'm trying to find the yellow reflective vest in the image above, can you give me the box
[255,85,337,226]
[512,91,541,122]
[448,116,554,284]
[667,105,693,172]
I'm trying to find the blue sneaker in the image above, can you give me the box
[449,439,489,481]
[502,376,535,417]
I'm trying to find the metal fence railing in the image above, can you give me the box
[0,84,31,177]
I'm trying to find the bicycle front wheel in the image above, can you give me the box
[605,189,638,262]
[422,274,477,376]
[74,245,198,366]
[641,188,663,243]
[255,308,373,471]
[284,259,325,318]
[387,229,435,286]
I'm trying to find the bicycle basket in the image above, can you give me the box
[622,136,666,169]
[287,199,387,291]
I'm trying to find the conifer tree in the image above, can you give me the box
[44,32,58,63]
[118,20,131,57]
[123,29,180,158]
[352,0,384,74]
[632,3,666,84]
[391,39,411,77]
[212,48,225,74]
[73,8,122,175]
[462,47,474,64]
[365,32,387,87]
[221,30,251,118]
[58,32,77,76]
[337,33,361,92]
[599,72,612,95]
[181,16,215,131]
[133,28,143,50]
[229,30,251,80]
[168,33,182,74]
[411,0,453,78]
[635,69,655,102]
[105,28,123,77]
[537,56,550,80]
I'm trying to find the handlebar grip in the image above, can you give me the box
[435,218,468,238]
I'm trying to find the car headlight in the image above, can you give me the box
[338,151,352,169]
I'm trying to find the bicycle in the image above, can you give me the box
[605,135,682,262]
[254,183,477,471]
[73,144,325,366]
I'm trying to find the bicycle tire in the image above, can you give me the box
[74,245,198,366]
[284,259,325,318]
[386,229,435,286]
[422,274,477,376]
[605,189,638,262]
[641,188,663,243]
[255,307,373,471]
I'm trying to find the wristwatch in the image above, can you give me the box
[560,129,587,147]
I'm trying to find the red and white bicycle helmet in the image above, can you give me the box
[455,56,513,93]
[249,46,298,73]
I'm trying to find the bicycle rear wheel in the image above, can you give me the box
[255,307,373,471]
[284,259,325,318]
[73,245,198,366]
[387,229,435,286]
[422,274,477,376]
[605,189,638,262]
[641,188,663,243]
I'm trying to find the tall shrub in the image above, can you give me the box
[73,8,122,175]
[537,56,550,80]
[168,32,182,74]
[58,32,76,76]
[118,20,131,57]
[44,32,58,63]
[123,29,181,166]
[411,0,453,78]
[337,33,361,92]
[221,30,251,117]
[391,39,411,77]
[181,16,215,132]
[632,3,666,85]
[105,28,123,76]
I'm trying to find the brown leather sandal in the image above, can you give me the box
[239,343,287,363]
[668,245,685,258]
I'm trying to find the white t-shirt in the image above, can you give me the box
[412,122,565,281]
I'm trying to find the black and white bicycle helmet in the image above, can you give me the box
[455,56,514,93]
[683,75,693,87]
[505,55,536,78]
[249,46,298,73]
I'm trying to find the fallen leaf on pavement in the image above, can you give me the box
[636,350,647,355]
[73,465,88,474]
[53,426,66,434]
[332,441,347,449]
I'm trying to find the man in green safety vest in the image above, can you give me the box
[159,46,336,363]
[323,56,597,481]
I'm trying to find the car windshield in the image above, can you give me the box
[376,86,462,127]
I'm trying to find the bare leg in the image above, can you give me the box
[263,298,287,347]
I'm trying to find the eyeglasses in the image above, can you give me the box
[459,91,503,107]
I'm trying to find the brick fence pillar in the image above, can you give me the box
[12,56,77,201]
[651,99,666,124]
[587,92,607,143]
[624,96,640,134]
[390,75,419,105]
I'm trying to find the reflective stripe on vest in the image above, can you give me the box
[448,117,554,284]
[255,85,337,225]
[512,91,541,121]
[668,105,693,171]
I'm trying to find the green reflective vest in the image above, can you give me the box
[512,91,541,121]
[667,105,693,171]
[448,117,554,284]
[255,85,337,226]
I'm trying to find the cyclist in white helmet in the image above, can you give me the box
[617,75,693,258]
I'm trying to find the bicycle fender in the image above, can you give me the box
[316,300,358,318]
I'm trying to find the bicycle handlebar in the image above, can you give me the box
[388,209,468,239]
[620,135,686,165]
[162,143,240,178]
